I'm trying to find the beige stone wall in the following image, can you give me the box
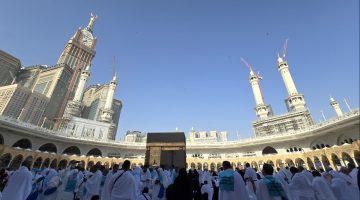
[1,141,358,172]
[0,144,144,171]
[186,141,360,171]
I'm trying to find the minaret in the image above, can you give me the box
[330,97,343,117]
[104,74,117,111]
[189,127,196,142]
[99,74,117,122]
[277,55,306,111]
[62,65,91,119]
[73,65,91,102]
[249,68,273,119]
[242,58,272,119]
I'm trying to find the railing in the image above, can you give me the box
[0,108,358,147]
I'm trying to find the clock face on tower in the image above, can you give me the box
[81,30,93,47]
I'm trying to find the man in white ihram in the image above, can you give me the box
[288,166,316,200]
[1,160,33,200]
[219,161,250,200]
[202,168,212,185]
[256,164,289,200]
[108,160,137,200]
[83,164,103,200]
[311,170,336,200]
[330,168,359,200]
[201,180,214,200]
[244,162,258,199]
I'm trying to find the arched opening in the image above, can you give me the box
[262,146,278,155]
[310,140,326,150]
[257,161,264,171]
[217,162,222,170]
[251,161,257,169]
[104,162,110,168]
[95,161,102,166]
[8,155,23,170]
[69,160,78,166]
[50,159,58,168]
[63,146,81,156]
[237,162,242,168]
[285,159,294,167]
[87,148,102,157]
[33,157,43,169]
[306,157,315,170]
[276,159,283,168]
[267,160,274,166]
[0,153,12,168]
[342,152,355,166]
[313,156,323,170]
[12,138,32,149]
[210,163,216,171]
[203,163,209,170]
[337,134,355,146]
[295,158,305,167]
[87,161,94,169]
[230,162,235,170]
[197,163,202,170]
[39,143,57,153]
[0,134,4,144]
[42,158,50,168]
[79,160,86,168]
[190,162,196,169]
[58,159,68,169]
[321,155,331,169]
[331,154,342,169]
[23,156,33,166]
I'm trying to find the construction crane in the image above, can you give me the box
[241,57,263,79]
[240,57,265,102]
[282,38,289,60]
[112,56,116,78]
[240,57,253,72]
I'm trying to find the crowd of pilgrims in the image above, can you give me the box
[0,159,359,200]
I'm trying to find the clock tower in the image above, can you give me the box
[57,13,97,70]
[55,13,98,128]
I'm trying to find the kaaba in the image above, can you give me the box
[145,132,186,169]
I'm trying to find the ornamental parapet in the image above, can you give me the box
[0,108,358,149]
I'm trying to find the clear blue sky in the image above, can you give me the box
[0,0,358,140]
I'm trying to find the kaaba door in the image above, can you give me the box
[160,150,186,169]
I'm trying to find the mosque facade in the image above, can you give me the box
[0,14,359,172]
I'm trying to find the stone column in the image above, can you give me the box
[340,159,346,167]
[319,161,326,171]
[351,157,359,167]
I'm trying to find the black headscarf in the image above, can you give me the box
[168,168,193,200]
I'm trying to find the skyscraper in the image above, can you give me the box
[55,14,98,127]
